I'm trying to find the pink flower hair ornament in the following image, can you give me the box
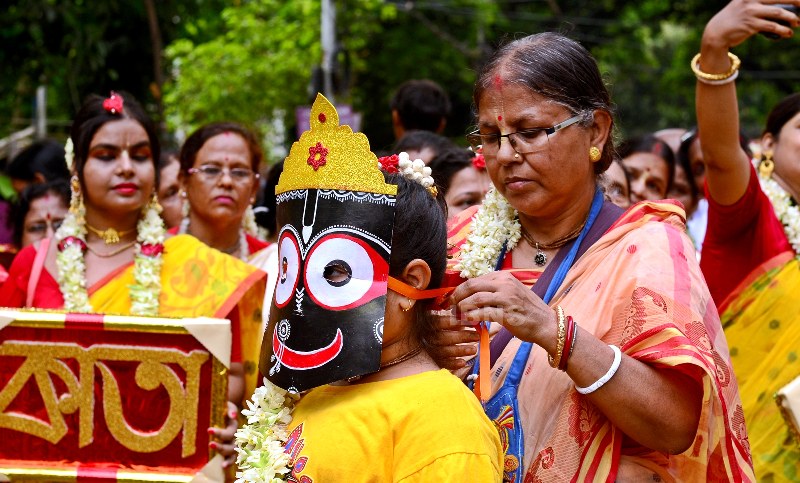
[472,153,486,170]
[102,92,124,115]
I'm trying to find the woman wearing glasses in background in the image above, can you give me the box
[437,33,752,481]
[176,122,272,398]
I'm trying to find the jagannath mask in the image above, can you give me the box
[259,94,398,392]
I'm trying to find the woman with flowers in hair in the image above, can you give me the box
[694,0,800,478]
[438,32,753,481]
[174,122,271,397]
[0,91,266,467]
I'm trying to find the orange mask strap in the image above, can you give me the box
[475,324,491,403]
[387,276,455,307]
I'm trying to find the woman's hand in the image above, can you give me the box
[448,271,555,346]
[428,309,480,372]
[208,401,239,468]
[704,0,800,49]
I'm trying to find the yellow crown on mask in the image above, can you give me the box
[276,94,397,196]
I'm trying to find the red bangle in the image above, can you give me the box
[559,315,575,371]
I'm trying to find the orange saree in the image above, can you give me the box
[447,201,754,482]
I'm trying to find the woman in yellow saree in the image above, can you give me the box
[695,1,800,479]
[0,92,265,467]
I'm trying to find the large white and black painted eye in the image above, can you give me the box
[304,234,388,310]
[274,229,301,308]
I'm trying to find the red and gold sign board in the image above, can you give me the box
[0,309,230,482]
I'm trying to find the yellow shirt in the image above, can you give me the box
[286,368,503,482]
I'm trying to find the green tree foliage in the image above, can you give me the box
[0,0,227,139]
[163,0,390,146]
[3,0,799,150]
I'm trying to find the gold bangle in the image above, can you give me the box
[691,52,741,81]
[548,305,566,369]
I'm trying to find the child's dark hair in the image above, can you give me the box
[384,173,447,356]
[70,91,160,189]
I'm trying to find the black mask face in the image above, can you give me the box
[260,188,396,392]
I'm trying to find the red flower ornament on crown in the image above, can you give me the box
[377,154,400,173]
[103,92,124,115]
[472,153,486,170]
[307,142,329,171]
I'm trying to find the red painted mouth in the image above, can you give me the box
[272,327,343,370]
[113,183,138,195]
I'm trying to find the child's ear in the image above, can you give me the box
[400,259,432,291]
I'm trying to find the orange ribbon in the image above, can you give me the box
[474,323,491,403]
[387,276,455,308]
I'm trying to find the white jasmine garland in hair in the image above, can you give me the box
[397,152,435,189]
[64,138,75,172]
[454,187,521,279]
[234,378,298,483]
[759,174,800,258]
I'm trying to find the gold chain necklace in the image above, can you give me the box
[520,218,587,267]
[86,240,136,258]
[86,223,134,245]
[346,346,423,383]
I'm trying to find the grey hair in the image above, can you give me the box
[474,32,616,173]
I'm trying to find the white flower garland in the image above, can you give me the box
[129,202,166,316]
[235,378,298,483]
[55,198,166,315]
[55,182,92,312]
[55,138,165,315]
[759,174,800,258]
[454,187,522,279]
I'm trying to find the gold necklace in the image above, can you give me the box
[520,218,587,267]
[86,240,136,258]
[346,347,423,383]
[86,223,135,245]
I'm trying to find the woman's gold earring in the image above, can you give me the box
[514,153,520,159]
[589,146,602,162]
[401,298,413,312]
[759,150,775,178]
[148,192,163,214]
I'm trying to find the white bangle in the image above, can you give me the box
[575,345,621,395]
[695,69,739,86]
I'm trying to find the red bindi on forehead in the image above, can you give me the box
[497,115,503,121]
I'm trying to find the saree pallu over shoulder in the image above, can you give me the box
[721,254,800,481]
[89,234,266,318]
[484,201,754,482]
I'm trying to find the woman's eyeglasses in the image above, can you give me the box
[188,165,258,181]
[466,114,583,158]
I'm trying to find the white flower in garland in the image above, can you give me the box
[454,187,521,279]
[55,190,92,312]
[129,203,166,316]
[235,378,298,483]
[759,174,800,258]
